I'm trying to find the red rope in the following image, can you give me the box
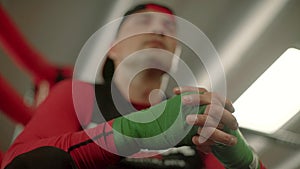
[0,4,72,86]
[0,75,33,125]
[0,149,3,168]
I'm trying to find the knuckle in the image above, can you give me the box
[231,115,237,123]
[199,87,208,92]
[206,118,218,127]
[197,115,205,124]
[192,136,200,145]
[206,92,212,97]
[223,134,233,144]
[206,104,223,115]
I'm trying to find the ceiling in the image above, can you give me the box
[0,0,300,168]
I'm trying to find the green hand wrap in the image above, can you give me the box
[112,92,206,156]
[212,127,259,169]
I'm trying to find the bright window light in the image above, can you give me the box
[233,48,300,134]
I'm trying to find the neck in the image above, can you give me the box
[113,69,165,105]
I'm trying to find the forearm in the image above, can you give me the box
[112,92,206,155]
[3,91,204,169]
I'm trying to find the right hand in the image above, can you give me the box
[173,86,238,154]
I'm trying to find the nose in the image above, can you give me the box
[149,19,166,36]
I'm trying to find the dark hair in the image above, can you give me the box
[102,3,174,82]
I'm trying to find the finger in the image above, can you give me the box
[198,127,237,146]
[185,104,238,130]
[181,92,227,109]
[193,136,213,154]
[181,94,211,106]
[179,89,235,113]
[186,114,224,129]
[204,104,238,130]
[208,92,235,113]
[224,98,235,113]
[173,86,208,95]
[192,135,216,146]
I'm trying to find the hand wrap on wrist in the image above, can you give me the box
[112,92,206,156]
[212,128,260,169]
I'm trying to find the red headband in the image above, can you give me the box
[146,4,173,15]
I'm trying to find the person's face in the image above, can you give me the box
[108,9,178,71]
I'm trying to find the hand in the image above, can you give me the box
[173,86,238,154]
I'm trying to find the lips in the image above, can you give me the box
[145,40,167,49]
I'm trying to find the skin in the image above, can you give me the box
[108,9,238,154]
[109,9,177,105]
[174,86,238,153]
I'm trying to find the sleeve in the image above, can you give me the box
[0,150,3,167]
[1,80,120,169]
[202,153,225,169]
[1,82,205,169]
[2,121,121,169]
